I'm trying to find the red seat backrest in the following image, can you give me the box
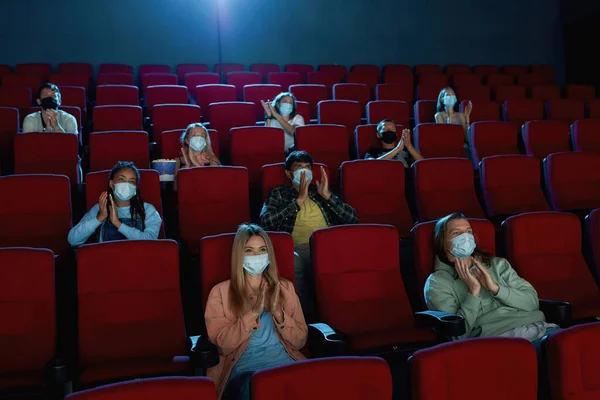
[177,167,250,253]
[480,155,550,217]
[252,357,392,400]
[340,159,413,237]
[95,85,139,106]
[208,102,256,155]
[468,121,520,168]
[504,212,600,320]
[411,338,538,400]
[77,240,186,377]
[152,104,201,142]
[0,174,72,255]
[295,124,349,186]
[14,132,79,183]
[522,120,570,160]
[230,126,285,187]
[414,123,465,159]
[89,131,150,172]
[544,151,600,211]
[0,248,56,380]
[93,105,143,132]
[413,158,485,221]
[195,84,236,122]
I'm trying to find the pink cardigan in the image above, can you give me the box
[204,279,308,398]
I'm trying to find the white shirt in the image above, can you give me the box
[270,114,305,151]
[22,110,78,133]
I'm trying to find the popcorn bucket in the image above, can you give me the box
[151,159,177,182]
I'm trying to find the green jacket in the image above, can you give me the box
[424,256,546,339]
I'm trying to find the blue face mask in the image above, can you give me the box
[243,253,270,276]
[450,232,476,259]
[279,102,293,117]
[292,168,312,186]
[444,95,457,107]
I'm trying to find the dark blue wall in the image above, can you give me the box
[0,0,564,78]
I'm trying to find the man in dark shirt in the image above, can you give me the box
[365,119,423,167]
[259,151,358,320]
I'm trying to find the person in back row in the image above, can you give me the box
[434,87,472,142]
[68,161,162,246]
[424,212,560,353]
[23,82,78,133]
[259,151,358,320]
[205,223,307,400]
[365,119,423,167]
[175,122,221,173]
[261,92,305,153]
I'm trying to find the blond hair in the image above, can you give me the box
[229,223,279,317]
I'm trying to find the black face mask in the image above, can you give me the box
[40,97,59,110]
[381,130,397,144]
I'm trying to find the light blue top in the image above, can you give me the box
[229,311,295,380]
[67,203,162,246]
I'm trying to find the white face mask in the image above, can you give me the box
[242,253,270,276]
[292,168,312,186]
[279,103,293,117]
[450,232,476,259]
[444,95,457,107]
[189,136,207,152]
[113,182,137,202]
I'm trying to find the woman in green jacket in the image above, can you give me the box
[424,212,560,349]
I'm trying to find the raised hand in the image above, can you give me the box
[401,128,412,146]
[270,281,284,323]
[455,257,480,297]
[471,258,499,295]
[296,170,309,205]
[261,100,272,117]
[47,109,58,129]
[315,166,331,200]
[268,103,280,119]
[464,101,473,118]
[187,147,202,167]
[108,194,122,228]
[181,147,192,167]
[96,191,109,222]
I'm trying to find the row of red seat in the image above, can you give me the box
[57,324,600,400]
[2,147,600,256]
[0,62,557,82]
[1,116,598,184]
[3,214,600,395]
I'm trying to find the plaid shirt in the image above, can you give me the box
[259,184,358,233]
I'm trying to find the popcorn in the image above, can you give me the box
[151,159,177,182]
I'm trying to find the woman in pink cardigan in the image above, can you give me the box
[204,223,308,399]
